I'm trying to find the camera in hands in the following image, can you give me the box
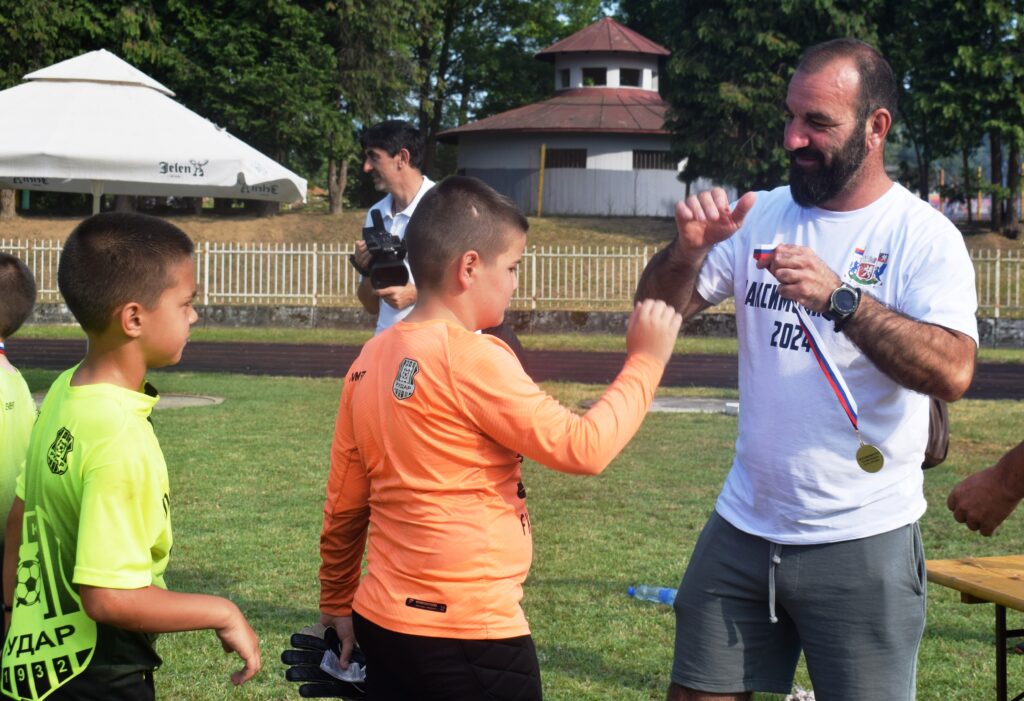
[360,209,409,289]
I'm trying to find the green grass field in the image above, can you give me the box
[16,366,1024,701]
[15,322,1024,363]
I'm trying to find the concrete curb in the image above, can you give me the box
[27,303,1024,346]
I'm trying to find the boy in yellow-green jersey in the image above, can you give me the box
[0,253,37,622]
[1,214,260,700]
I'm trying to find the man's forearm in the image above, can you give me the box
[947,440,1024,536]
[634,241,711,320]
[996,441,1024,500]
[356,277,379,315]
[843,293,976,400]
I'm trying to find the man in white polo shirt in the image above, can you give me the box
[349,121,530,374]
[351,120,434,335]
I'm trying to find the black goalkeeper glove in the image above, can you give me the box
[281,626,367,699]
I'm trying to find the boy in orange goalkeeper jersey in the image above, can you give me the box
[318,175,682,700]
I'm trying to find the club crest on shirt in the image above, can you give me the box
[392,358,419,400]
[847,247,889,286]
[46,427,74,475]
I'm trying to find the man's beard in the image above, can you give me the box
[788,128,868,207]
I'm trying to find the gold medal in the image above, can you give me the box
[788,304,884,474]
[856,442,884,473]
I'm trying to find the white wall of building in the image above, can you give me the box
[452,130,709,216]
[461,167,721,217]
[456,133,676,171]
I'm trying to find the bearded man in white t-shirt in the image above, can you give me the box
[637,39,977,701]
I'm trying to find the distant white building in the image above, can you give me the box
[439,18,711,217]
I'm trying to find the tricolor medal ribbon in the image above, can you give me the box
[753,244,884,473]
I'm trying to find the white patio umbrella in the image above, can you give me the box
[0,49,307,214]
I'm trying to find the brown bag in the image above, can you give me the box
[921,397,949,469]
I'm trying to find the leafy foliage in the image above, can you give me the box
[881,0,1021,220]
[0,0,170,89]
[620,0,879,192]
[618,0,1024,230]
[406,0,607,175]
[3,0,1024,226]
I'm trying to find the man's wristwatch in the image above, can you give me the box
[823,283,862,332]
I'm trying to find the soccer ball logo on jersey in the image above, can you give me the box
[847,247,889,286]
[3,509,96,700]
[392,358,420,400]
[14,560,41,607]
[46,427,74,476]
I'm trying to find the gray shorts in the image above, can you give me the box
[671,511,926,700]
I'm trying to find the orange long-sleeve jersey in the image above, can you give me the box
[319,319,664,639]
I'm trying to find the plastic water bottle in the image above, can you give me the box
[627,585,676,605]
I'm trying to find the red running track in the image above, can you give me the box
[7,338,1023,400]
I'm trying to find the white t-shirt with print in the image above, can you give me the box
[697,183,978,544]
[364,176,435,335]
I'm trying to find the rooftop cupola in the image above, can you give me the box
[534,17,670,93]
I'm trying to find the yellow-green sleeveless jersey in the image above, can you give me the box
[0,367,35,547]
[2,367,172,701]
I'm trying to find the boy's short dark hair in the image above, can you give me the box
[361,120,424,170]
[0,253,37,339]
[406,176,528,292]
[58,212,195,333]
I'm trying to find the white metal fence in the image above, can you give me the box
[3,238,1022,316]
[971,249,1023,318]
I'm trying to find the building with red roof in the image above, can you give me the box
[439,18,709,217]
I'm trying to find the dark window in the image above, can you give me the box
[633,150,676,170]
[582,67,606,86]
[620,68,641,87]
[545,148,587,169]
[559,69,571,88]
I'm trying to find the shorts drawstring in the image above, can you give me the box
[768,542,782,624]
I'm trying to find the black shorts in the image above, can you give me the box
[47,667,155,701]
[353,611,542,701]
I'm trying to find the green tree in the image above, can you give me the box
[406,0,606,176]
[149,1,337,214]
[878,0,957,201]
[620,0,878,193]
[934,12,990,222]
[0,1,174,89]
[877,0,1022,231]
[891,0,1024,233]
[322,0,417,213]
[954,0,1024,234]
[460,0,607,119]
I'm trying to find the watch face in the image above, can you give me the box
[833,287,858,315]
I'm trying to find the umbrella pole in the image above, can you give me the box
[91,182,103,215]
